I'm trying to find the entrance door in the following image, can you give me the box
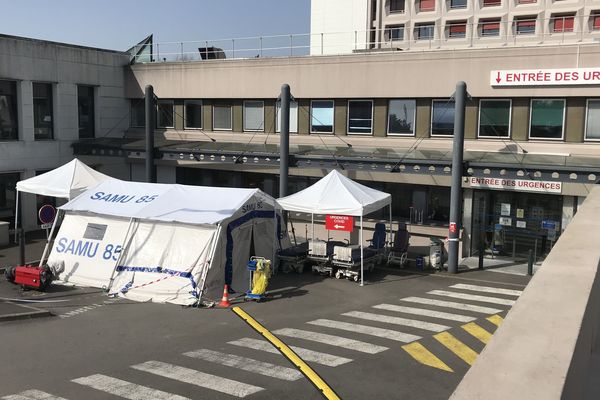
[471,191,490,256]
[411,190,427,224]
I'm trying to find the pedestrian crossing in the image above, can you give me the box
[1,281,521,399]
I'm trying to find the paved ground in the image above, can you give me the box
[0,246,530,400]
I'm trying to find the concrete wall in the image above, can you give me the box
[0,35,130,231]
[451,185,600,399]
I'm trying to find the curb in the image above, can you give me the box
[0,303,53,322]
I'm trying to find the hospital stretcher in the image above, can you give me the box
[277,242,309,273]
[308,239,346,276]
[331,244,380,282]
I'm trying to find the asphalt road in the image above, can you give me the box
[0,267,529,400]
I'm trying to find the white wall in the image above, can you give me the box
[310,0,369,55]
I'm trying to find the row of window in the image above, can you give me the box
[389,0,576,14]
[0,80,95,141]
[131,98,600,141]
[385,13,600,41]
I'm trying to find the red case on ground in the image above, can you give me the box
[14,266,42,288]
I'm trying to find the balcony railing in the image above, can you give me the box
[130,15,600,63]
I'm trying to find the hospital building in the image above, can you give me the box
[2,0,600,261]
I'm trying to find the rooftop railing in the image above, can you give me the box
[130,15,600,63]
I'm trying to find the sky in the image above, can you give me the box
[2,0,312,51]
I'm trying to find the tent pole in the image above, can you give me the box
[107,217,136,292]
[389,204,393,251]
[311,213,314,242]
[272,207,277,275]
[38,209,61,268]
[360,214,364,287]
[14,191,19,243]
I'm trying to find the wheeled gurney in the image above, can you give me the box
[308,239,346,276]
[332,245,379,282]
[277,242,309,273]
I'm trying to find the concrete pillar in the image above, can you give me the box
[561,195,576,233]
[19,81,34,142]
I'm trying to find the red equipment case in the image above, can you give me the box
[14,266,50,290]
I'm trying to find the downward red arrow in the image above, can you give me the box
[496,71,501,84]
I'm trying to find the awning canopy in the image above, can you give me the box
[16,158,113,199]
[60,179,274,225]
[277,170,391,216]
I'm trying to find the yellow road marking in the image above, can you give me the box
[462,322,492,344]
[232,307,341,400]
[486,314,504,327]
[402,342,454,372]
[433,332,478,366]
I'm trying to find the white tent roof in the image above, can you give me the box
[60,179,274,225]
[16,158,113,199]
[277,170,391,216]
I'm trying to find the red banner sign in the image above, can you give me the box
[325,215,354,232]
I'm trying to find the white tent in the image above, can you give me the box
[43,179,282,305]
[277,170,391,285]
[14,158,113,233]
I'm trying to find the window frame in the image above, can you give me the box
[592,11,600,31]
[528,98,566,141]
[347,99,374,135]
[0,79,19,141]
[416,23,436,40]
[387,99,416,137]
[389,0,406,13]
[447,21,467,38]
[243,100,265,132]
[32,82,54,140]
[551,14,575,33]
[310,99,335,134]
[276,100,299,134]
[584,98,600,142]
[77,85,95,139]
[430,98,456,137]
[184,99,203,130]
[212,104,233,131]
[385,24,405,41]
[156,99,174,129]
[449,0,467,9]
[130,99,145,128]
[482,0,502,7]
[480,18,501,37]
[477,99,512,139]
[515,17,537,35]
[418,0,436,12]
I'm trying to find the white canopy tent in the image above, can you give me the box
[277,170,392,285]
[43,179,282,305]
[14,158,113,233]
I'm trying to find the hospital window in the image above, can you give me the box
[448,21,467,38]
[0,80,18,141]
[418,0,435,12]
[592,11,600,31]
[515,17,536,35]
[450,0,467,9]
[529,99,565,140]
[213,104,232,131]
[276,100,298,133]
[416,23,435,39]
[482,0,501,7]
[156,100,174,129]
[33,82,53,140]
[243,101,264,132]
[480,19,501,37]
[390,0,405,13]
[310,100,334,134]
[551,14,574,33]
[184,100,202,129]
[77,85,95,139]
[130,100,145,128]
[431,99,456,136]
[478,99,511,138]
[0,172,19,228]
[388,99,416,136]
[385,25,405,41]
[347,100,373,135]
[585,99,600,141]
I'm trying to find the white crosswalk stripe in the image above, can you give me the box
[428,290,516,306]
[228,337,353,367]
[184,349,302,381]
[449,283,523,297]
[131,360,264,398]
[307,319,422,343]
[400,296,503,314]
[342,311,450,332]
[2,390,67,400]
[373,303,477,323]
[273,327,388,354]
[72,374,189,400]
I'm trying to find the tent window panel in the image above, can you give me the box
[184,100,202,129]
[276,100,298,133]
[585,100,600,140]
[0,80,18,141]
[311,100,334,133]
[83,223,108,241]
[530,99,565,139]
[348,100,373,135]
[243,101,264,132]
[388,99,416,136]
[431,99,456,136]
[213,105,232,130]
[479,100,511,138]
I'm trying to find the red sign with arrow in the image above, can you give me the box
[325,215,354,232]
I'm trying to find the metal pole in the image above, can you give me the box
[478,233,484,270]
[19,228,25,265]
[279,84,291,198]
[448,81,467,274]
[527,249,534,276]
[145,85,156,183]
[360,215,364,287]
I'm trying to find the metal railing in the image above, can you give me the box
[130,15,600,63]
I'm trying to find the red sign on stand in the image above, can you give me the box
[325,215,354,232]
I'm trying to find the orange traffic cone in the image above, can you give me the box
[218,284,231,308]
